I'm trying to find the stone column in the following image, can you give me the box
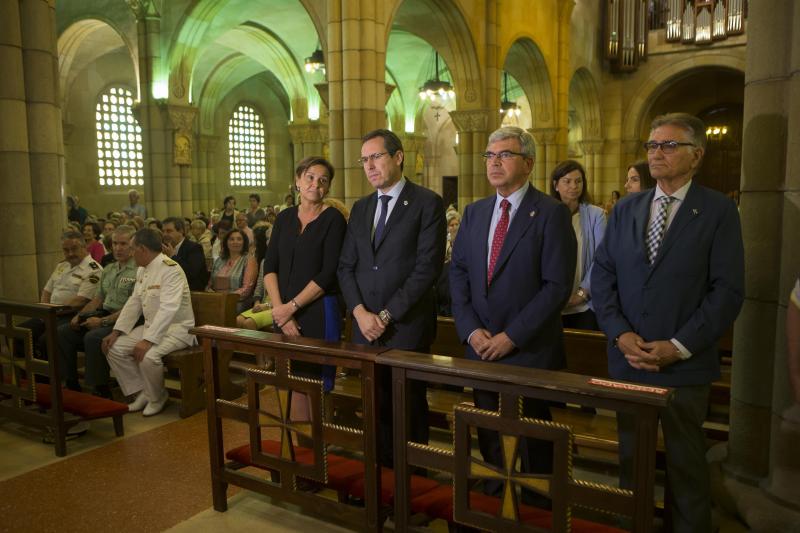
[167,105,197,216]
[21,0,63,290]
[530,127,558,192]
[528,128,548,191]
[0,0,39,300]
[326,1,387,205]
[719,1,800,528]
[451,110,492,204]
[196,134,218,213]
[580,139,604,202]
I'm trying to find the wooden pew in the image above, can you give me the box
[0,300,128,456]
[162,291,239,417]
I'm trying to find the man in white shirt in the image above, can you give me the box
[102,228,196,416]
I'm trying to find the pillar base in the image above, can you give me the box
[711,443,800,532]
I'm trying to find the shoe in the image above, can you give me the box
[65,379,82,392]
[128,392,149,412]
[41,421,89,444]
[142,390,169,417]
[92,385,112,399]
[68,421,90,436]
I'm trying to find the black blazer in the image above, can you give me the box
[338,179,446,351]
[449,185,576,369]
[591,182,745,386]
[174,238,209,291]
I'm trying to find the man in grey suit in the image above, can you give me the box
[592,113,745,532]
[338,128,446,466]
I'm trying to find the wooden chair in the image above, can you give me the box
[163,291,238,417]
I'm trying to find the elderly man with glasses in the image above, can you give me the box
[449,126,576,508]
[592,113,745,531]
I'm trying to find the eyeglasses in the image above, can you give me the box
[356,152,388,166]
[481,150,527,161]
[643,141,695,154]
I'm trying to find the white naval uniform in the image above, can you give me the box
[43,255,102,304]
[107,253,196,401]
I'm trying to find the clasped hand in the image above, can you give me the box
[618,332,681,372]
[354,306,385,342]
[469,329,515,361]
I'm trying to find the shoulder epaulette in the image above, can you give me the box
[89,262,100,270]
[163,258,178,266]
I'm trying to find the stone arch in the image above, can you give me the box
[568,67,602,139]
[57,18,138,108]
[501,36,556,127]
[386,0,483,108]
[622,52,746,141]
[167,0,323,105]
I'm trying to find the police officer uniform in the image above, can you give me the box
[107,253,195,408]
[56,259,137,393]
[45,255,103,305]
[17,255,102,359]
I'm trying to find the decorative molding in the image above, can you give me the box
[288,123,327,144]
[528,127,558,145]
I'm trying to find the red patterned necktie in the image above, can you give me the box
[488,199,510,284]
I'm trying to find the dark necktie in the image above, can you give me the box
[488,199,511,284]
[373,195,392,247]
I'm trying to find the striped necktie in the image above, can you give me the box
[488,199,511,284]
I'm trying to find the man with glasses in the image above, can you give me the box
[338,128,446,466]
[449,126,575,507]
[592,113,744,531]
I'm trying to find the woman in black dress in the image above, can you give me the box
[264,156,346,378]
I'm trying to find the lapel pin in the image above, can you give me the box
[692,208,699,215]
[403,200,408,206]
[529,210,536,217]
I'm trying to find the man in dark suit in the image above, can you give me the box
[592,113,745,532]
[162,216,209,291]
[449,126,576,502]
[338,128,446,466]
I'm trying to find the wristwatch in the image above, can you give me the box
[101,318,110,327]
[378,309,392,326]
[576,288,590,301]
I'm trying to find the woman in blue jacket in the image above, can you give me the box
[550,160,606,330]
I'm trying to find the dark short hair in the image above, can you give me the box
[83,221,102,240]
[253,224,270,264]
[220,228,249,259]
[550,159,590,204]
[295,156,335,182]
[628,160,656,190]
[162,216,185,233]
[132,228,163,253]
[213,219,232,235]
[62,230,85,243]
[249,193,260,203]
[650,112,707,151]
[223,195,235,208]
[362,129,404,171]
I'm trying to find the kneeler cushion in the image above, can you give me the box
[34,383,128,419]
[410,485,625,533]
[346,467,439,505]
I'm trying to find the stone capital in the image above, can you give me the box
[398,133,426,152]
[579,139,605,155]
[126,0,160,20]
[450,109,491,133]
[167,105,197,135]
[288,122,326,144]
[528,127,559,145]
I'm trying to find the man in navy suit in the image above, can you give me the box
[449,126,576,501]
[592,113,744,532]
[162,217,209,291]
[338,129,446,466]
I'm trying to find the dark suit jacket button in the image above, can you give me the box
[372,265,378,270]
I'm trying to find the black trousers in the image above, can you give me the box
[376,363,429,467]
[617,383,711,533]
[473,388,553,507]
[561,308,600,330]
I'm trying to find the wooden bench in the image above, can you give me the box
[0,300,128,456]
[162,291,238,418]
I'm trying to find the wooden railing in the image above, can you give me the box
[194,325,672,531]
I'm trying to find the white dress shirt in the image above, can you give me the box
[372,177,407,237]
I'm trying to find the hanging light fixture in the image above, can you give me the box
[499,71,521,118]
[418,51,455,103]
[304,44,325,74]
